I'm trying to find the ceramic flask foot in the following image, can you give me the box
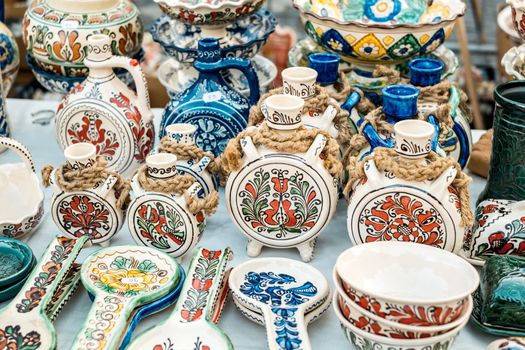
[247,239,263,257]
[297,239,316,262]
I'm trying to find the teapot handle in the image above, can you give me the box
[0,137,35,173]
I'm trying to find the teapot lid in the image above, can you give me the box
[263,94,305,131]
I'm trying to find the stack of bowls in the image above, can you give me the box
[0,238,36,302]
[333,241,479,349]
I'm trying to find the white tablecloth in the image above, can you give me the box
[0,98,497,349]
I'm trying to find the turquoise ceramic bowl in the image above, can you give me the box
[0,255,36,302]
[0,238,35,288]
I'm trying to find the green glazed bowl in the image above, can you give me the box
[0,255,36,302]
[0,238,35,288]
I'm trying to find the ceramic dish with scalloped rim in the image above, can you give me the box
[502,43,525,79]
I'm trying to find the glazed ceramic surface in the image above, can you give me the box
[160,38,259,157]
[55,34,154,176]
[0,138,44,239]
[509,0,525,41]
[499,6,522,43]
[293,0,465,64]
[502,44,525,80]
[127,153,206,258]
[151,9,276,64]
[0,22,20,96]
[229,257,329,350]
[488,337,525,350]
[0,236,87,350]
[71,245,181,350]
[48,143,124,245]
[126,248,234,350]
[23,0,143,77]
[0,238,34,288]
[336,242,479,326]
[333,293,469,350]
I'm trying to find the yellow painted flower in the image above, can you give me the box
[100,269,158,294]
[328,38,343,51]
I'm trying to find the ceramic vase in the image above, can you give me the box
[159,37,260,157]
[55,34,155,177]
[347,120,466,253]
[23,0,143,77]
[127,153,206,258]
[225,94,339,262]
[48,143,124,245]
[0,21,19,97]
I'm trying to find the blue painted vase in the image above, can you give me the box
[160,38,260,156]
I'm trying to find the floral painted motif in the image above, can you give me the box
[194,118,230,156]
[135,201,186,250]
[57,194,111,240]
[49,30,84,63]
[152,337,210,350]
[0,326,41,350]
[0,33,16,70]
[0,203,44,239]
[240,168,321,239]
[476,218,525,257]
[67,113,120,160]
[359,193,445,247]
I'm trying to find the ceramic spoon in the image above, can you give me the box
[0,236,88,350]
[70,246,182,350]
[229,257,329,350]
[46,263,82,322]
[126,247,234,350]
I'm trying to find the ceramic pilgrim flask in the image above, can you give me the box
[127,152,219,258]
[160,37,260,157]
[224,94,340,262]
[55,34,154,177]
[43,143,129,246]
[346,119,471,254]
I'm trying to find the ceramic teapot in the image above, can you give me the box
[22,0,143,77]
[55,34,154,177]
[159,37,260,157]
[44,143,126,246]
[127,153,209,258]
[224,94,340,262]
[346,119,468,254]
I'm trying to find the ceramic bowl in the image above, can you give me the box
[336,242,479,326]
[293,0,466,64]
[498,6,522,45]
[155,0,264,25]
[0,238,35,288]
[509,0,525,41]
[333,293,469,350]
[502,43,525,79]
[150,9,276,63]
[157,55,277,97]
[0,272,32,302]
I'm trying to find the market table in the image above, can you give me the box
[0,98,497,349]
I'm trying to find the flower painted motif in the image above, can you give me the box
[359,43,380,56]
[477,218,525,257]
[57,195,111,239]
[67,113,120,159]
[50,30,84,63]
[0,326,41,350]
[195,119,229,156]
[152,337,210,350]
[135,201,186,250]
[0,33,15,70]
[364,0,401,22]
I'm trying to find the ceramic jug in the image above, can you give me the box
[22,0,143,77]
[55,34,154,177]
[46,143,125,246]
[164,123,219,196]
[127,153,206,258]
[225,94,339,262]
[346,119,466,254]
[159,37,260,157]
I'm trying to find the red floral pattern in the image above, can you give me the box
[58,195,110,239]
[67,113,120,159]
[135,201,185,251]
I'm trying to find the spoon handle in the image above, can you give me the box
[70,294,135,350]
[263,307,311,350]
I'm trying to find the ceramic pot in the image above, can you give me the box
[225,94,339,262]
[0,22,19,96]
[55,34,154,177]
[23,0,143,77]
[48,143,124,245]
[127,153,206,258]
[0,137,44,238]
[346,120,466,253]
[160,37,260,156]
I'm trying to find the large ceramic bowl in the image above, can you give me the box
[292,0,466,64]
[335,242,479,327]
[151,9,276,63]
[155,0,264,25]
[333,293,470,350]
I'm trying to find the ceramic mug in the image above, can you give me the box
[282,67,318,100]
[263,94,305,130]
[394,119,434,160]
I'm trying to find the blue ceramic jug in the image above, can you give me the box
[159,38,260,156]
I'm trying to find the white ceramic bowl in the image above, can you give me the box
[335,242,479,326]
[333,293,469,350]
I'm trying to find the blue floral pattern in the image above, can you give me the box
[0,33,15,70]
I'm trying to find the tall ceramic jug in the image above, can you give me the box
[160,37,260,157]
[55,34,154,177]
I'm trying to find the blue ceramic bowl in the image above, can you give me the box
[409,58,445,87]
[382,84,420,119]
[308,52,340,86]
[0,238,35,288]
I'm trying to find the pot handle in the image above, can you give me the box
[262,307,311,350]
[0,137,35,173]
[191,156,211,174]
[305,134,327,163]
[240,135,260,163]
[93,175,118,199]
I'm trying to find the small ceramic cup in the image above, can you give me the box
[165,123,197,145]
[394,119,434,160]
[308,53,340,86]
[382,85,420,119]
[282,67,318,100]
[64,142,97,169]
[409,58,445,87]
[263,94,305,130]
[146,153,178,180]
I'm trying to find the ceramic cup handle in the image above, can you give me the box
[240,136,260,163]
[305,134,327,163]
[0,137,35,173]
[262,307,311,350]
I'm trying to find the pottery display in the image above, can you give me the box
[488,337,525,350]
[0,137,44,239]
[45,143,126,245]
[126,247,233,350]
[71,245,182,350]
[0,22,19,96]
[229,257,330,350]
[127,153,210,258]
[55,34,154,176]
[160,38,260,156]
[0,236,88,350]
[22,0,143,77]
[225,94,340,262]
